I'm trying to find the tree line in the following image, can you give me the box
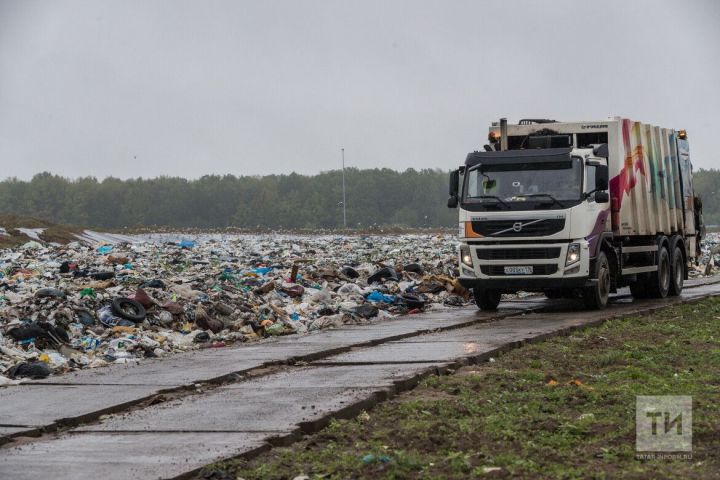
[692,169,720,225]
[0,168,717,229]
[0,169,457,229]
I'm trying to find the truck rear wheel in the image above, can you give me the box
[647,246,670,298]
[473,289,501,311]
[583,251,610,310]
[668,246,684,296]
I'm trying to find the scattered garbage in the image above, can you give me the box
[0,232,479,380]
[7,360,52,379]
[692,231,720,277]
[366,291,396,304]
[399,293,427,309]
[111,297,146,323]
[178,239,196,249]
[361,453,392,465]
[368,267,399,284]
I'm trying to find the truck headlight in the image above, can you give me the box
[460,246,473,267]
[565,243,581,266]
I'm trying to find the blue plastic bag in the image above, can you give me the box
[96,245,113,255]
[178,239,196,249]
[366,291,396,303]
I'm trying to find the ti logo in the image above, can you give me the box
[636,396,692,453]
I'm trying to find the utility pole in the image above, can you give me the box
[341,148,347,229]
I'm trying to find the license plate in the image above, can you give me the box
[504,266,533,275]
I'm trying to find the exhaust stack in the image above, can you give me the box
[499,117,508,151]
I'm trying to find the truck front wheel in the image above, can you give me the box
[473,288,501,311]
[583,251,610,309]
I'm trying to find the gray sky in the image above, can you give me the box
[1,0,718,180]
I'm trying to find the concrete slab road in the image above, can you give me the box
[0,304,524,440]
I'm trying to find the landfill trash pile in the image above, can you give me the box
[0,214,84,249]
[1,234,467,382]
[694,231,720,277]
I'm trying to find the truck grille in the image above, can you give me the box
[476,247,561,260]
[481,264,559,276]
[471,218,565,237]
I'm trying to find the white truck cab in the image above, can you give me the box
[449,118,702,310]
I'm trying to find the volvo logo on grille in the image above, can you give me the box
[491,218,546,236]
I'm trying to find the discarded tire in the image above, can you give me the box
[340,266,360,279]
[351,304,379,319]
[400,293,427,309]
[194,331,211,343]
[368,267,399,284]
[90,271,115,281]
[403,263,424,274]
[111,297,146,323]
[8,322,69,346]
[140,279,166,289]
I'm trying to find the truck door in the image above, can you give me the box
[584,160,611,257]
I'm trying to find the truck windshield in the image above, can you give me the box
[463,157,583,210]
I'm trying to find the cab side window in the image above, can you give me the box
[585,165,597,199]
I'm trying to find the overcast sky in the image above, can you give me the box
[0,0,718,180]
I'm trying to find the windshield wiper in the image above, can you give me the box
[474,195,511,209]
[514,194,565,208]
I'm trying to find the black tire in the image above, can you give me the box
[583,251,610,309]
[473,289,501,311]
[668,246,684,297]
[111,297,146,323]
[647,245,670,298]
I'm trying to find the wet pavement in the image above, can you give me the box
[0,304,525,439]
[1,278,719,479]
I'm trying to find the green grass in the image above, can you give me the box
[203,299,720,479]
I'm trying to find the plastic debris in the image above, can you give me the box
[178,239,196,249]
[366,291,396,303]
[0,233,470,379]
[7,360,52,379]
[361,453,392,465]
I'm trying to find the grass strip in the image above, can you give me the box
[204,298,720,479]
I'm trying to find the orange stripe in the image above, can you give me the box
[464,221,483,238]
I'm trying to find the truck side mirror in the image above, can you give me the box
[449,170,459,196]
[595,165,609,191]
[448,170,460,208]
[594,191,609,203]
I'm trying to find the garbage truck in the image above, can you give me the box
[448,117,703,310]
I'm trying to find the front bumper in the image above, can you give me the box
[458,240,592,292]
